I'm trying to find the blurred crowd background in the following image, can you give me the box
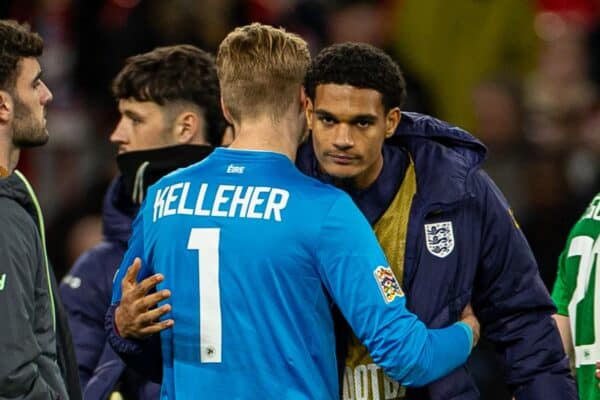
[1,0,599,397]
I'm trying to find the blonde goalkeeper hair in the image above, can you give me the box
[216,23,310,123]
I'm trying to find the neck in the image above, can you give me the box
[0,134,18,176]
[228,111,304,162]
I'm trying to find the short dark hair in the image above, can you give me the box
[0,20,43,92]
[304,42,406,112]
[112,44,226,146]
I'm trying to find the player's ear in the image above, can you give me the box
[220,97,234,125]
[0,91,13,124]
[304,96,315,130]
[173,111,202,144]
[385,107,401,139]
[220,125,235,147]
[300,86,308,110]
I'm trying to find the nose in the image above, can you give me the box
[110,118,128,144]
[332,124,354,149]
[40,81,53,104]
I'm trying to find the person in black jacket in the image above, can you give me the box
[0,19,82,400]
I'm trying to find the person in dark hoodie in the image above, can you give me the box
[0,19,82,400]
[58,44,227,400]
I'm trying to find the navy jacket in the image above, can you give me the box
[297,112,576,399]
[60,177,161,399]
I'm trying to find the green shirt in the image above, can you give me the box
[552,193,600,400]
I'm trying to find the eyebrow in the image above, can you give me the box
[31,70,42,86]
[349,115,377,124]
[123,109,144,120]
[315,109,378,124]
[315,110,338,122]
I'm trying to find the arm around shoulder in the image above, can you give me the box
[316,194,473,387]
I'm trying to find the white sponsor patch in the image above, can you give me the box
[424,221,455,258]
[62,274,82,289]
[226,164,245,174]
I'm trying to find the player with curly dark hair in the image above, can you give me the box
[297,42,577,400]
[304,42,406,113]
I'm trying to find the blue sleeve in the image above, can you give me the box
[316,194,472,386]
[111,204,151,304]
[471,171,576,398]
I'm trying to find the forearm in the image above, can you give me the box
[374,321,472,387]
[105,304,163,383]
[405,322,472,386]
[552,314,575,375]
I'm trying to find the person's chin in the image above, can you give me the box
[325,165,357,180]
[18,133,49,148]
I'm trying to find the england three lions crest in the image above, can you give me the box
[424,221,455,258]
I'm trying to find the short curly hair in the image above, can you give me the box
[304,42,406,112]
[112,44,226,146]
[0,20,43,92]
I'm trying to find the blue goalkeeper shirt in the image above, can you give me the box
[111,148,472,399]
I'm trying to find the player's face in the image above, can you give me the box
[306,84,400,190]
[11,57,53,148]
[110,99,175,154]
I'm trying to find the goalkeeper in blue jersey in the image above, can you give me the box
[106,23,479,399]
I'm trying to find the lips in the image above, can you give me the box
[326,153,357,164]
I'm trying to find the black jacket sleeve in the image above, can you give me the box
[0,198,67,399]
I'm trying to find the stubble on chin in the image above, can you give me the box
[11,102,49,148]
[12,124,49,148]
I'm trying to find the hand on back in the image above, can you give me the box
[114,257,174,338]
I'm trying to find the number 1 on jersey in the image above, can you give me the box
[188,228,222,363]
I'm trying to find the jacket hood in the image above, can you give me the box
[0,172,38,217]
[389,112,486,166]
[386,112,487,206]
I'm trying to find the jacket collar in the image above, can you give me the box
[0,171,37,218]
